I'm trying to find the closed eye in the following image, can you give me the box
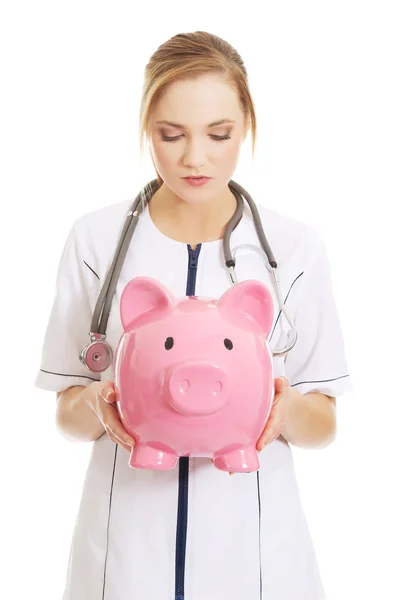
[161,134,231,143]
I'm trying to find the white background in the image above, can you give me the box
[1,1,399,598]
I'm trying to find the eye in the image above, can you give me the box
[161,134,231,143]
[161,135,182,143]
[165,337,174,350]
[224,338,233,350]
[211,134,231,142]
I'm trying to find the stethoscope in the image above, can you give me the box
[79,178,298,373]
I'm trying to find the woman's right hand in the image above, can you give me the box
[83,380,135,452]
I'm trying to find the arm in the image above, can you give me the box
[257,377,337,451]
[55,382,134,452]
[35,224,103,393]
[34,222,134,452]
[258,229,352,453]
[274,230,351,448]
[280,389,337,449]
[55,384,106,443]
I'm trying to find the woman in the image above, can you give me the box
[35,31,352,600]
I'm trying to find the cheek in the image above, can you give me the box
[152,141,178,168]
[224,134,243,154]
[211,140,242,168]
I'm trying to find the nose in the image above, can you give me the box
[182,138,206,169]
[167,361,229,415]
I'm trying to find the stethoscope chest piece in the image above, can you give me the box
[79,333,113,372]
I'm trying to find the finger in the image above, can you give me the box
[103,409,135,447]
[257,427,282,451]
[257,411,284,450]
[272,380,290,409]
[99,382,116,403]
[274,377,288,396]
[107,434,133,454]
[265,405,284,437]
[105,423,135,449]
[102,389,116,404]
[104,389,116,404]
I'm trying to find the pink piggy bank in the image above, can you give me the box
[114,277,275,473]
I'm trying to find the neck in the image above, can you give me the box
[149,183,237,247]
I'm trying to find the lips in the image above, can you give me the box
[183,176,211,187]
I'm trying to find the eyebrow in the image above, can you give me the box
[155,119,235,128]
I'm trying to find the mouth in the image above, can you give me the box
[182,176,212,186]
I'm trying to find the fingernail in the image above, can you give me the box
[258,443,266,452]
[106,390,113,400]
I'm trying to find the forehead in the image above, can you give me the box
[151,75,243,126]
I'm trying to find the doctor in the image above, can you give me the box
[35,31,352,600]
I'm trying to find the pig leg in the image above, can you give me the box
[129,443,178,470]
[213,446,260,473]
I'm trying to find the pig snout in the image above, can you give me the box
[167,361,229,415]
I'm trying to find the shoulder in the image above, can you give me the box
[72,197,132,247]
[253,203,325,271]
[66,198,133,281]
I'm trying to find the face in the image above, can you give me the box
[148,74,249,204]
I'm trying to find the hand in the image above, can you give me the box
[229,376,294,475]
[256,376,295,451]
[83,380,135,453]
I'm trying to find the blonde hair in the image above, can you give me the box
[139,31,257,186]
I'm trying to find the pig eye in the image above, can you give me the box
[224,338,233,350]
[165,337,174,350]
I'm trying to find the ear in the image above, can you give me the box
[120,276,174,332]
[217,280,275,337]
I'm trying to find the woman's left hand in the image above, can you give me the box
[256,376,295,451]
[229,377,297,474]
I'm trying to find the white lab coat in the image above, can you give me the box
[35,195,352,599]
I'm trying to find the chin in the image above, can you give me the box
[181,192,215,204]
[167,181,214,202]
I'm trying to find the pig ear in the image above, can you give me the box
[217,280,275,337]
[120,276,174,332]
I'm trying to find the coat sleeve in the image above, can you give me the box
[34,224,101,392]
[283,231,353,397]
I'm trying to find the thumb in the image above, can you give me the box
[274,376,289,394]
[100,381,116,403]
